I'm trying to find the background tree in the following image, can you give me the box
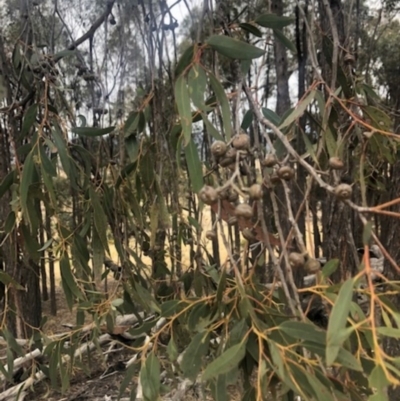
[0,1,399,400]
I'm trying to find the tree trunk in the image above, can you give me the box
[271,0,291,117]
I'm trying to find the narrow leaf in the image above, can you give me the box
[184,138,204,193]
[21,104,38,138]
[72,126,115,137]
[140,353,160,401]
[175,45,194,77]
[188,64,208,111]
[280,321,326,344]
[209,72,233,140]
[20,150,35,227]
[180,331,210,380]
[322,258,339,278]
[0,170,15,200]
[60,253,84,304]
[92,226,104,285]
[279,90,316,129]
[201,113,224,141]
[203,341,247,381]
[255,13,295,29]
[175,75,192,147]
[207,35,265,60]
[89,187,110,254]
[273,29,296,53]
[326,278,354,365]
[239,23,262,37]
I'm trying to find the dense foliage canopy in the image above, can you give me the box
[0,0,400,400]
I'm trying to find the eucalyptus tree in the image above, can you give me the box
[0,0,400,400]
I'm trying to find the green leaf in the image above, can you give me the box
[239,23,262,37]
[129,319,158,337]
[175,75,192,147]
[60,252,84,307]
[201,113,224,141]
[322,259,339,278]
[280,321,326,344]
[20,150,35,228]
[140,352,160,401]
[324,127,337,158]
[4,211,16,234]
[326,278,354,366]
[167,338,179,362]
[363,106,392,131]
[273,29,296,53]
[362,222,373,246]
[38,238,53,252]
[268,341,286,379]
[369,365,390,392]
[175,45,194,77]
[72,126,115,137]
[262,108,281,125]
[377,327,400,338]
[255,14,295,29]
[52,124,75,184]
[20,223,40,262]
[0,270,24,290]
[241,110,254,130]
[202,341,247,381]
[279,90,316,129]
[53,49,76,59]
[211,374,228,401]
[39,145,57,177]
[188,303,212,332]
[209,72,233,140]
[1,328,23,355]
[188,64,208,111]
[39,145,57,207]
[206,35,265,60]
[180,331,210,380]
[92,226,104,285]
[301,131,318,163]
[241,59,252,76]
[140,148,155,189]
[304,371,336,401]
[125,136,140,162]
[184,138,204,193]
[133,282,161,314]
[0,170,15,200]
[124,111,140,137]
[226,319,248,348]
[216,268,227,304]
[118,362,138,399]
[89,187,110,254]
[161,300,180,317]
[21,103,38,138]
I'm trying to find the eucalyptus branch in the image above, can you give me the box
[256,200,298,316]
[54,0,116,63]
[281,181,307,253]
[269,190,303,314]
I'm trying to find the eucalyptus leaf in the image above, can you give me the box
[207,35,265,60]
[72,126,115,137]
[255,13,295,29]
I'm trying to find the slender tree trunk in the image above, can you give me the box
[271,0,291,117]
